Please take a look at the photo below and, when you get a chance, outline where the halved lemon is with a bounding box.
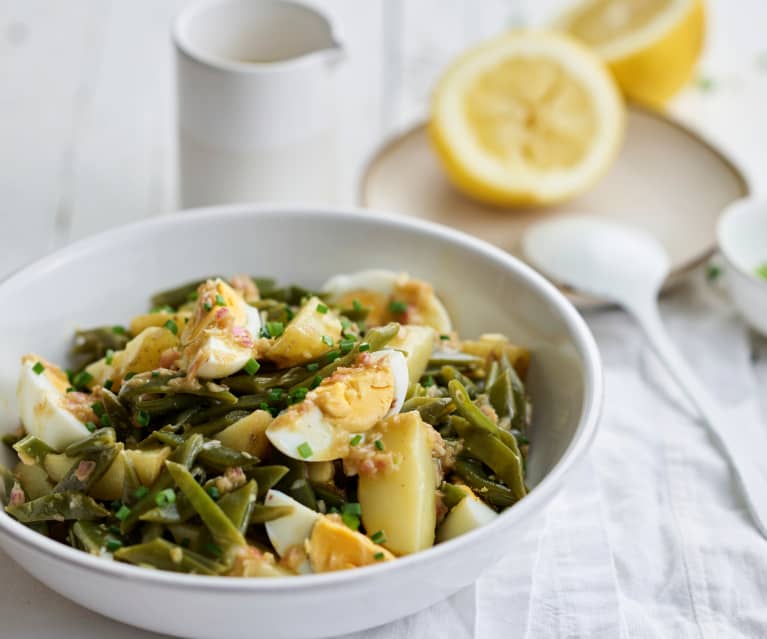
[556,0,705,108]
[429,32,625,207]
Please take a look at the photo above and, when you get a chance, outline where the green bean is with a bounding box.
[150,278,220,310]
[64,428,116,457]
[222,366,311,394]
[406,383,427,400]
[100,389,134,433]
[247,466,289,498]
[451,419,526,500]
[248,504,293,525]
[485,360,500,392]
[187,410,251,436]
[153,432,260,471]
[488,369,515,424]
[141,521,165,543]
[503,355,529,431]
[274,452,316,510]
[70,327,130,370]
[189,394,271,424]
[53,446,118,494]
[115,538,224,575]
[440,366,478,397]
[71,521,112,554]
[134,395,200,416]
[6,492,110,522]
[14,435,55,465]
[167,523,207,553]
[441,482,468,509]
[0,463,14,505]
[447,380,500,437]
[166,461,246,561]
[309,481,346,511]
[218,480,257,534]
[453,460,516,509]
[428,351,484,368]
[171,432,205,467]
[140,498,194,525]
[120,454,142,507]
[401,397,455,424]
[250,276,277,294]
[288,322,399,393]
[120,371,237,405]
[262,284,320,306]
[338,305,370,322]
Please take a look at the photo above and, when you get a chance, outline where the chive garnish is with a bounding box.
[32,361,45,375]
[84,421,97,433]
[310,375,322,389]
[244,358,260,375]
[203,301,213,312]
[358,342,370,352]
[164,319,178,335]
[321,335,334,347]
[105,539,123,552]
[124,372,136,380]
[374,552,385,561]
[266,321,285,337]
[350,434,362,446]
[306,362,319,372]
[215,294,226,306]
[440,334,451,340]
[316,303,329,314]
[155,489,176,506]
[136,410,150,427]
[352,299,363,311]
[206,486,220,500]
[100,413,112,427]
[343,502,361,516]
[72,370,94,389]
[187,291,199,302]
[91,401,105,417]
[268,388,283,402]
[112,325,127,335]
[133,486,149,500]
[371,530,386,544]
[105,349,114,365]
[339,339,355,354]
[297,442,313,459]
[389,300,407,314]
[115,505,131,521]
[422,375,435,388]
[325,350,340,362]
[374,439,385,451]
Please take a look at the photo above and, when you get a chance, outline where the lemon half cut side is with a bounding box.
[429,31,625,208]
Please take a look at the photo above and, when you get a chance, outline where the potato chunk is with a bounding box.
[129,311,191,337]
[309,514,394,572]
[357,411,437,555]
[388,324,436,382]
[214,409,272,458]
[267,296,342,368]
[124,446,171,486]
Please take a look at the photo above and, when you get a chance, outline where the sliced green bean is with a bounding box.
[153,432,259,471]
[484,360,500,392]
[167,523,207,553]
[14,435,55,465]
[309,481,346,511]
[71,521,112,554]
[453,460,516,509]
[100,389,134,433]
[6,492,110,522]
[71,327,130,370]
[441,482,468,509]
[218,480,257,534]
[141,521,165,543]
[0,463,14,505]
[274,452,316,510]
[440,366,478,397]
[115,538,224,575]
[119,371,237,405]
[248,504,294,525]
[447,380,500,436]
[247,466,289,498]
[53,446,118,494]
[166,461,246,561]
[401,397,455,424]
[150,278,220,310]
[187,410,251,436]
[64,428,116,457]
[120,454,142,507]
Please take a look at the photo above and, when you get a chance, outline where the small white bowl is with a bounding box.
[717,198,767,336]
[0,205,602,639]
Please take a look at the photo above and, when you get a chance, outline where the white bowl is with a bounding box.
[0,206,602,639]
[717,198,767,336]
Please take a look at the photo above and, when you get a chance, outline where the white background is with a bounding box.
[0,1,766,637]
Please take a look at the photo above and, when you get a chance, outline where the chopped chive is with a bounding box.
[268,388,284,402]
[215,294,226,306]
[244,358,260,375]
[105,539,123,552]
[136,410,151,427]
[352,299,362,311]
[422,375,435,388]
[133,486,149,500]
[325,350,340,362]
[206,542,222,557]
[321,335,334,347]
[358,342,370,352]
[339,339,355,354]
[91,401,105,417]
[350,434,362,446]
[206,486,220,500]
[440,334,451,341]
[187,291,199,302]
[297,442,313,459]
[115,505,131,521]
[310,375,322,389]
[389,300,408,314]
[342,512,360,530]
[289,387,309,404]
[266,321,285,337]
[112,325,127,335]
[371,530,386,544]
[105,349,114,365]
[100,413,112,427]
[203,301,213,312]
[316,303,329,314]
[374,439,385,451]
[32,361,45,375]
[306,362,319,372]
[108,525,121,536]
[84,421,97,433]
[374,552,385,561]
[258,402,270,412]
[164,319,178,335]
[155,488,176,506]
[342,502,361,517]
[66,387,76,393]
[72,370,94,389]
[124,372,136,380]
[151,371,160,378]
[340,319,352,331]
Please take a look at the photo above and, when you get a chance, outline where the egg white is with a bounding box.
[264,489,319,573]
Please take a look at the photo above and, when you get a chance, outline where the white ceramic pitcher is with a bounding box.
[173,0,343,207]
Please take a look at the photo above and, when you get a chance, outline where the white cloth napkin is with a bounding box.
[343,272,767,639]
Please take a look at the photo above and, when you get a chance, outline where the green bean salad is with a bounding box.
[1,271,530,576]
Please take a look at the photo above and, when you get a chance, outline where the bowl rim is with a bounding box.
[717,196,767,288]
[0,204,603,592]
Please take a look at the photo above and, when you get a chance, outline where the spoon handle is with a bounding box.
[633,302,767,538]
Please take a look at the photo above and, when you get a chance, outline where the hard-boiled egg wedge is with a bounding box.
[265,349,408,462]
[178,279,261,379]
[17,355,91,450]
[309,513,394,572]
[436,487,498,543]
[322,269,452,333]
[264,489,320,573]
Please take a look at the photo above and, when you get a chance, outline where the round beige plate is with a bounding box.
[359,106,750,307]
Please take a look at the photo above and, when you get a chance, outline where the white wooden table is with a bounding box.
[0,1,766,637]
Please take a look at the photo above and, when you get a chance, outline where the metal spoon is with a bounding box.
[523,214,767,538]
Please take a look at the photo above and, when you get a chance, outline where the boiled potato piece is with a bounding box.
[214,410,272,459]
[358,411,436,555]
[44,453,77,482]
[460,333,530,377]
[124,446,171,486]
[90,444,125,500]
[309,514,394,572]
[129,311,191,336]
[267,296,342,368]
[388,324,436,382]
[14,462,52,499]
[436,489,498,543]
